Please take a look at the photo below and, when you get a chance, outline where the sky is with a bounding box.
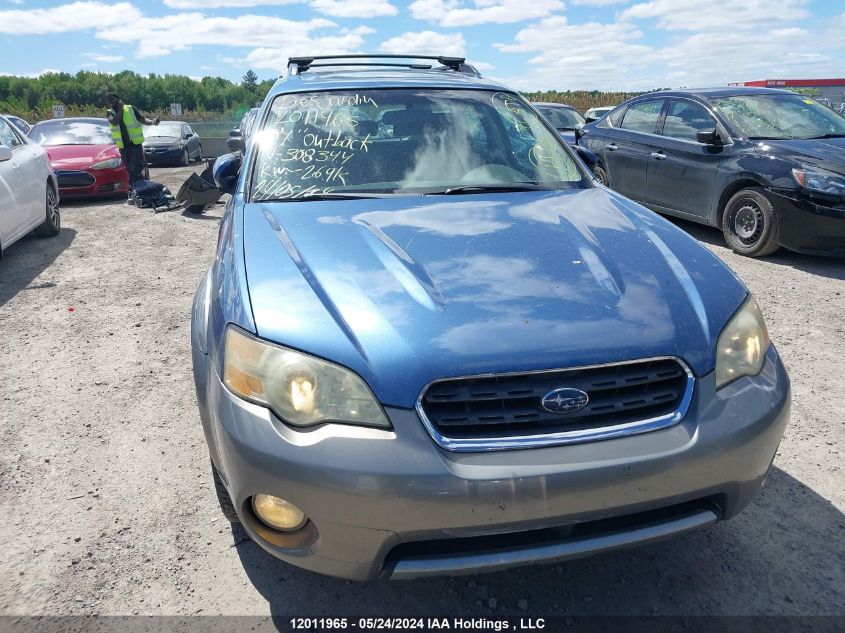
[0,0,843,91]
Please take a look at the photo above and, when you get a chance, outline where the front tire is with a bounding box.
[181,148,190,167]
[34,183,60,238]
[212,462,240,523]
[593,165,610,186]
[195,145,203,162]
[721,187,780,257]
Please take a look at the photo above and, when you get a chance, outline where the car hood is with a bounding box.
[762,136,845,172]
[44,144,119,169]
[243,188,747,407]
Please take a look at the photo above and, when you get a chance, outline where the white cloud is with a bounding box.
[495,16,658,90]
[0,68,62,77]
[243,32,369,72]
[409,0,564,27]
[0,1,141,34]
[311,0,397,17]
[495,8,844,91]
[96,13,341,58]
[620,0,809,31]
[84,53,124,63]
[163,0,299,6]
[571,0,628,5]
[661,27,840,85]
[380,30,466,56]
[164,0,397,14]
[6,0,24,5]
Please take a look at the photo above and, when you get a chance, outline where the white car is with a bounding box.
[0,115,60,256]
[584,106,615,122]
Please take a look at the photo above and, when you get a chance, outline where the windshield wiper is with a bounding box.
[747,136,791,141]
[436,183,552,195]
[802,133,845,139]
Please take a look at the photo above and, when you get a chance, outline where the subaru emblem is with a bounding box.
[541,388,589,414]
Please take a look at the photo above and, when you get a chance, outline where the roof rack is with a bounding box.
[287,54,478,76]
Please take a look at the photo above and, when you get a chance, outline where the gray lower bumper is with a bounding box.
[390,506,718,579]
[193,345,790,580]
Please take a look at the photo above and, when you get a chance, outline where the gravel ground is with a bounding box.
[0,165,843,620]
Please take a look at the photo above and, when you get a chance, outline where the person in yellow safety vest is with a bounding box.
[105,92,160,192]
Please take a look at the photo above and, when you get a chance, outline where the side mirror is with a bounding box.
[228,128,241,137]
[185,132,194,138]
[584,114,599,123]
[226,136,246,153]
[696,129,722,145]
[574,145,598,171]
[0,144,11,162]
[213,153,241,194]
[574,127,584,144]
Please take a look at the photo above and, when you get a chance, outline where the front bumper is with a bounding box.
[56,167,128,198]
[193,345,790,581]
[144,146,184,164]
[768,188,845,256]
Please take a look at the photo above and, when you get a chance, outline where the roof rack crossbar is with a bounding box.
[288,54,470,74]
[308,62,433,70]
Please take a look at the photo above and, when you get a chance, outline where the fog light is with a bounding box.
[252,494,307,531]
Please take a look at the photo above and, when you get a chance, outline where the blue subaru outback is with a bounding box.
[191,55,790,580]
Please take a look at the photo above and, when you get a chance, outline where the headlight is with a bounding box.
[715,296,770,389]
[791,167,845,198]
[90,158,121,170]
[169,144,183,151]
[223,327,390,428]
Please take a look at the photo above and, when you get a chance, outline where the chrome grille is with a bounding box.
[417,357,694,452]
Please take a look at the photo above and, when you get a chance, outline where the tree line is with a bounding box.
[0,69,680,122]
[0,70,275,122]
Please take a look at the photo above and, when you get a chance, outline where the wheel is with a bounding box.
[34,183,60,237]
[593,165,610,186]
[212,462,240,523]
[181,148,190,166]
[721,187,780,257]
[195,145,203,162]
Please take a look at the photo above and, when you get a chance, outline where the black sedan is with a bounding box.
[578,87,845,256]
[532,102,585,145]
[143,121,202,166]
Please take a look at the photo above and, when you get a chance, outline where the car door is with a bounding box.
[183,124,195,157]
[600,98,667,202]
[0,118,37,243]
[645,98,732,220]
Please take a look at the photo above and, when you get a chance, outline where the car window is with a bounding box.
[185,125,194,136]
[712,94,845,140]
[619,99,665,134]
[0,118,24,148]
[607,107,624,126]
[662,100,716,141]
[251,89,586,201]
[536,106,585,130]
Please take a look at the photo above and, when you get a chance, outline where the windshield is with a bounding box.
[712,94,845,140]
[536,106,585,130]
[250,89,586,201]
[146,123,182,138]
[29,119,112,145]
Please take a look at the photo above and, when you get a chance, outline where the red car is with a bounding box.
[28,118,128,198]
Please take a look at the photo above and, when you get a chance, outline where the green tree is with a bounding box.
[242,70,258,89]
